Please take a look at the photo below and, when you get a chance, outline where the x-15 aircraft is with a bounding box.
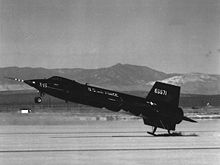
[7,76,196,135]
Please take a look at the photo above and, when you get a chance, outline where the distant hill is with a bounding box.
[0,63,220,94]
[147,73,220,95]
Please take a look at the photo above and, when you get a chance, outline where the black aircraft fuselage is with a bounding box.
[8,76,196,135]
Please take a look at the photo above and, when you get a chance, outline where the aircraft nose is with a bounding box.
[24,80,37,86]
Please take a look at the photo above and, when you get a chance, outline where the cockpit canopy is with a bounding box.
[48,76,66,81]
[48,76,77,84]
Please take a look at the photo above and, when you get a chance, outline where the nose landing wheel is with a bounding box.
[34,97,42,104]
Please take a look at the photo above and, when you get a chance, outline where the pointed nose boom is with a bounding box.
[4,77,38,88]
[4,77,24,83]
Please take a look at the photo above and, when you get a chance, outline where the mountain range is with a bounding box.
[0,63,219,95]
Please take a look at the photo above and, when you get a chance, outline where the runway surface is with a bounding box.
[0,120,220,165]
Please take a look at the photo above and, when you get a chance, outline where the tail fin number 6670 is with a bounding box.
[154,88,167,95]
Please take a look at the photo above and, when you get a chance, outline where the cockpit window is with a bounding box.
[48,76,77,84]
[48,76,64,81]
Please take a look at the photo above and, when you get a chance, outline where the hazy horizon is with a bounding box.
[1,63,220,75]
[1,0,220,74]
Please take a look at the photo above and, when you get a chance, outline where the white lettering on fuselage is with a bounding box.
[39,83,47,88]
[104,91,118,97]
[154,88,167,95]
[87,87,118,97]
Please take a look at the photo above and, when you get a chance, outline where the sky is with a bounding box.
[0,0,220,74]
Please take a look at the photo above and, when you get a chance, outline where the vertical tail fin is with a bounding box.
[146,82,180,108]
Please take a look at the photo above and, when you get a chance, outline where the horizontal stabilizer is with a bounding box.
[183,116,197,123]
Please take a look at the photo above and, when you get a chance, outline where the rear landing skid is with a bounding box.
[147,131,182,136]
[147,131,157,136]
[147,126,158,136]
[147,127,181,136]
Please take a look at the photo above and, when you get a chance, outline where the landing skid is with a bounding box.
[147,131,182,136]
[147,126,181,136]
[147,127,157,136]
[147,131,157,136]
